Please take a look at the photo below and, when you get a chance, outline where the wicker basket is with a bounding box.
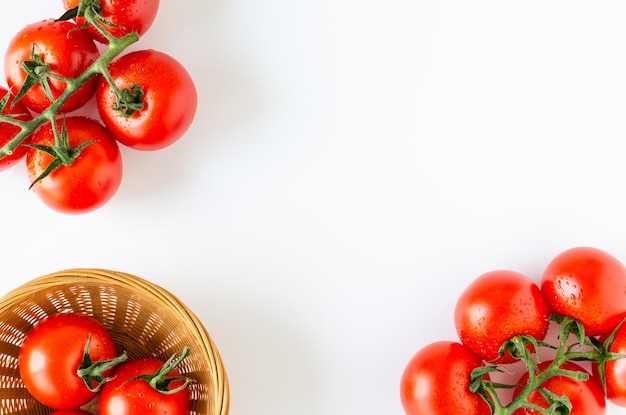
[0,268,229,415]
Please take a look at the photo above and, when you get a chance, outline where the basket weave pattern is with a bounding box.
[0,269,229,415]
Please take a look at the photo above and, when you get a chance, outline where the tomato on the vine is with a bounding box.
[61,0,160,44]
[513,361,606,415]
[4,19,100,114]
[99,353,192,415]
[96,49,197,150]
[454,270,550,363]
[592,322,626,407]
[26,116,123,214]
[541,246,626,337]
[400,341,491,415]
[0,86,32,170]
[18,313,123,409]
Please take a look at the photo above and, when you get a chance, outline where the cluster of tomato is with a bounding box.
[0,0,197,214]
[400,246,626,415]
[19,312,193,415]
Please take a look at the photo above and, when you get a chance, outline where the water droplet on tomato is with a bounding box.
[569,294,578,305]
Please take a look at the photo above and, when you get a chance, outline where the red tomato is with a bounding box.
[0,86,32,170]
[99,356,191,415]
[592,322,626,407]
[400,341,491,415]
[18,313,120,409]
[454,270,550,363]
[512,361,606,415]
[51,411,93,415]
[4,19,100,113]
[26,117,123,214]
[96,49,197,150]
[541,246,626,337]
[62,0,160,44]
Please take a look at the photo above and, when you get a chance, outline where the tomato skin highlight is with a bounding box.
[592,322,626,407]
[96,49,197,150]
[18,313,119,409]
[541,246,626,337]
[62,0,160,44]
[26,117,123,214]
[400,341,491,415]
[99,357,191,415]
[454,270,550,363]
[0,86,32,170]
[512,361,606,415]
[4,19,100,114]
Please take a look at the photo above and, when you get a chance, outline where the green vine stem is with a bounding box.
[470,315,626,414]
[0,2,140,162]
[126,347,196,394]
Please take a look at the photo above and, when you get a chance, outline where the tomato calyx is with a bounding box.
[13,46,63,109]
[57,0,122,44]
[114,84,145,117]
[77,334,128,392]
[102,80,145,118]
[24,118,96,188]
[57,0,103,24]
[470,315,624,414]
[535,388,573,414]
[587,317,626,396]
[126,347,195,395]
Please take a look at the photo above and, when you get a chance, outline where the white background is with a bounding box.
[1,1,626,414]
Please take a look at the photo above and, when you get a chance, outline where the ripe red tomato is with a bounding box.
[18,313,119,409]
[592,322,626,407]
[99,356,191,415]
[61,0,160,44]
[541,246,626,337]
[4,19,100,114]
[512,361,606,415]
[51,410,93,415]
[26,117,123,214]
[0,86,32,170]
[400,341,491,415]
[96,49,197,150]
[454,270,550,363]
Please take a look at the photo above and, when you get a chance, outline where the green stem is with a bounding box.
[126,347,195,395]
[88,11,121,44]
[77,335,128,392]
[0,30,139,160]
[475,316,622,415]
[0,114,30,130]
[99,65,125,99]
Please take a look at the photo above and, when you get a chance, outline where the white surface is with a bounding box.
[1,1,626,414]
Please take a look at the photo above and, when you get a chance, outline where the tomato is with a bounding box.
[513,361,606,414]
[454,270,550,363]
[18,313,121,409]
[51,411,93,415]
[99,355,191,415]
[400,341,491,415]
[61,0,160,44]
[4,19,100,114]
[0,86,32,170]
[592,322,626,407]
[96,49,197,150]
[26,117,123,214]
[541,246,626,337]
